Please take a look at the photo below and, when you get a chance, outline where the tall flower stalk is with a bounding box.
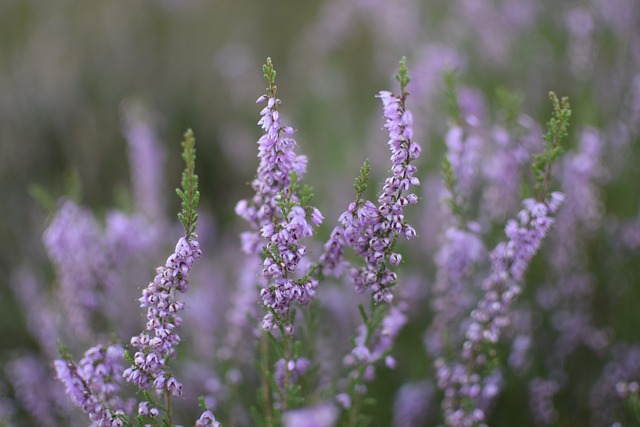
[122,129,214,426]
[236,58,323,334]
[436,93,571,427]
[323,57,422,426]
[54,129,221,427]
[236,58,324,424]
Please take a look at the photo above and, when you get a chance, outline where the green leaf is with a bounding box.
[198,395,208,411]
[177,128,200,238]
[394,56,411,94]
[263,57,277,97]
[353,159,371,199]
[533,91,571,201]
[442,69,461,124]
[357,304,369,325]
[57,340,73,362]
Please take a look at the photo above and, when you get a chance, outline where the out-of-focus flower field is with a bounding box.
[1,0,639,426]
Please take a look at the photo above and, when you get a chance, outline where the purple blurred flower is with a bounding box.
[590,344,640,426]
[425,225,485,358]
[283,403,338,427]
[55,344,131,426]
[195,410,221,427]
[437,192,564,426]
[392,380,435,427]
[529,377,560,425]
[6,355,61,427]
[121,100,167,223]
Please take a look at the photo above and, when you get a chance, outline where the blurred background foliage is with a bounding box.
[0,0,639,426]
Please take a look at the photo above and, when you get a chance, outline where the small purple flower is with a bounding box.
[274,357,311,396]
[196,410,221,427]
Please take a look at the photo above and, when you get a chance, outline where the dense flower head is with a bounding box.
[123,237,202,401]
[236,94,314,256]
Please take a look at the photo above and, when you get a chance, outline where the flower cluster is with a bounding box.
[344,305,408,375]
[235,89,317,257]
[437,193,564,426]
[43,200,112,339]
[425,225,485,358]
[321,84,420,304]
[55,344,130,427]
[236,58,323,332]
[124,236,202,407]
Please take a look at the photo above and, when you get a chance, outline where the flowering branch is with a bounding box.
[122,130,214,427]
[437,94,571,427]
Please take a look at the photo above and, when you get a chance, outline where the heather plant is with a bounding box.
[36,50,615,427]
[3,2,640,425]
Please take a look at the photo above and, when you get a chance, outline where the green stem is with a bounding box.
[165,388,172,426]
[261,333,275,427]
[538,115,566,202]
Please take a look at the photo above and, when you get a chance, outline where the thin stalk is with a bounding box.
[261,333,275,426]
[165,388,172,426]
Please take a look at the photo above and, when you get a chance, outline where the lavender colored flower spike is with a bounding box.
[321,60,420,304]
[123,236,202,399]
[121,129,211,421]
[122,100,167,223]
[55,344,130,426]
[425,225,485,358]
[6,355,60,427]
[437,194,565,426]
[236,58,323,332]
[43,199,115,340]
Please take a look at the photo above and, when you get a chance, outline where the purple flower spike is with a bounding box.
[437,192,564,426]
[123,236,202,398]
[55,344,131,426]
[236,60,323,332]
[321,85,420,303]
